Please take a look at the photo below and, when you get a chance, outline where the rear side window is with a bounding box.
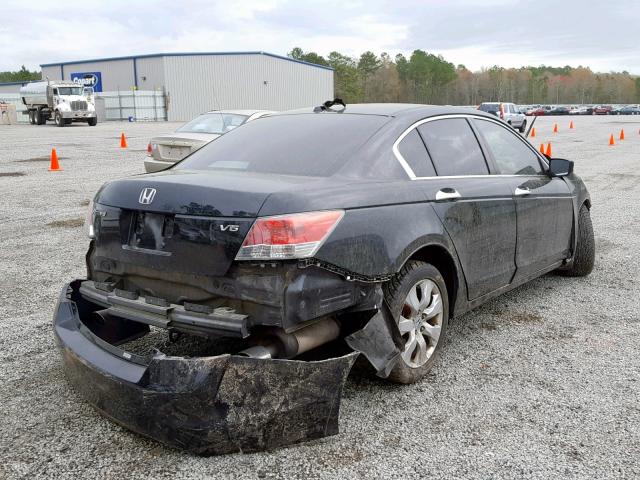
[397,129,436,177]
[474,119,543,175]
[417,119,488,176]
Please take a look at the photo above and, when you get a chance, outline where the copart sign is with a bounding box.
[71,72,103,92]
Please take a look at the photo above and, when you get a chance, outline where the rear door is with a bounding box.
[397,116,518,300]
[473,118,574,281]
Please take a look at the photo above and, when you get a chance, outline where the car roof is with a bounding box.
[203,109,275,116]
[274,103,486,119]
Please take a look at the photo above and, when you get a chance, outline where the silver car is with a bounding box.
[477,102,527,133]
[144,110,274,173]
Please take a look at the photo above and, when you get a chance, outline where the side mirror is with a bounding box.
[548,158,574,177]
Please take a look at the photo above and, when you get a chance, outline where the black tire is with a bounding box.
[519,119,527,133]
[55,111,65,127]
[88,117,97,126]
[28,110,35,125]
[35,110,45,125]
[559,204,595,277]
[383,261,449,384]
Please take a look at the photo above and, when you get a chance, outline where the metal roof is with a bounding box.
[40,51,333,71]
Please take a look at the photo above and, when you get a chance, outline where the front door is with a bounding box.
[509,175,573,280]
[472,117,574,281]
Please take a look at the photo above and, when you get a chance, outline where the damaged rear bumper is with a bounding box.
[53,280,358,454]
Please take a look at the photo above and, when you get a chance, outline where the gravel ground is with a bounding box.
[0,116,639,479]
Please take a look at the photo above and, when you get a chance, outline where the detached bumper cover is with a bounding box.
[54,281,358,454]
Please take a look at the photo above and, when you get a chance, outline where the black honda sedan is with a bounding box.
[65,102,594,379]
[54,103,594,452]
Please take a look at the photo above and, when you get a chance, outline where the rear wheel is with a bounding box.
[519,119,527,133]
[35,109,45,125]
[28,110,35,124]
[88,117,97,126]
[559,204,595,277]
[383,261,449,384]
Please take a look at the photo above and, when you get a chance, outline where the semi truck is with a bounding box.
[20,80,97,127]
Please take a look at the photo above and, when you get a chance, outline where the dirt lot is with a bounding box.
[1,116,639,479]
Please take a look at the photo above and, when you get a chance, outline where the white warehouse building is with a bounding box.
[33,51,334,121]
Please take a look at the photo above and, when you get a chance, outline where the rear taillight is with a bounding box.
[146,143,153,156]
[235,210,344,260]
[84,199,95,239]
[499,104,504,119]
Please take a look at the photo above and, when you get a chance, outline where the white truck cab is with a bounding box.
[20,80,97,127]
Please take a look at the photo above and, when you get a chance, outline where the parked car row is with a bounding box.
[518,104,640,116]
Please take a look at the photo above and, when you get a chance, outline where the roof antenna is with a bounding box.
[314,98,346,113]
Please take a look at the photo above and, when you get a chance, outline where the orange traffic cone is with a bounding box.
[609,134,615,146]
[530,127,536,138]
[620,129,625,141]
[49,148,61,171]
[539,143,545,154]
[545,142,552,157]
[120,133,128,149]
[569,120,574,129]
[553,123,558,133]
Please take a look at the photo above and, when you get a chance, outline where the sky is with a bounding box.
[2,0,639,74]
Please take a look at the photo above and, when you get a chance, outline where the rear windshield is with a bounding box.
[177,113,248,134]
[175,114,388,177]
[479,103,500,112]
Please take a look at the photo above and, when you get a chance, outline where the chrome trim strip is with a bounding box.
[392,113,549,180]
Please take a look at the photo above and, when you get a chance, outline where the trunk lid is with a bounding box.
[92,170,316,277]
[151,133,215,162]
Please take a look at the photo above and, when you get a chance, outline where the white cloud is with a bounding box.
[0,0,638,73]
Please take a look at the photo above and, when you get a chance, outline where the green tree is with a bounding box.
[405,50,456,103]
[0,65,41,83]
[287,47,329,67]
[357,51,381,101]
[327,51,362,103]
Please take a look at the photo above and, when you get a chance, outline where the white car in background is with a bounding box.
[477,102,527,133]
[144,110,274,173]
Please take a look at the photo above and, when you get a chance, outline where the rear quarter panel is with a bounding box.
[314,201,458,278]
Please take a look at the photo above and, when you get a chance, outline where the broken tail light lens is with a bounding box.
[235,210,344,260]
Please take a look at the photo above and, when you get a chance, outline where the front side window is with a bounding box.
[417,118,488,176]
[397,129,436,177]
[474,119,543,175]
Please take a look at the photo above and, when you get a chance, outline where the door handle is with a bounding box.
[435,188,461,201]
[515,187,531,196]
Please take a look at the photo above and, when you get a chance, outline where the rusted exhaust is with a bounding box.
[238,317,341,359]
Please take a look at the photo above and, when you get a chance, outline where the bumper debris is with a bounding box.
[54,281,358,454]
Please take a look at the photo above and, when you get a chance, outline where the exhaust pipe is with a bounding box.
[238,317,341,359]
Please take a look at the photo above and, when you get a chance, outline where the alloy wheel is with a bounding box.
[397,279,444,368]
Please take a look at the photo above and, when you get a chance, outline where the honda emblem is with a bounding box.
[138,188,156,205]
